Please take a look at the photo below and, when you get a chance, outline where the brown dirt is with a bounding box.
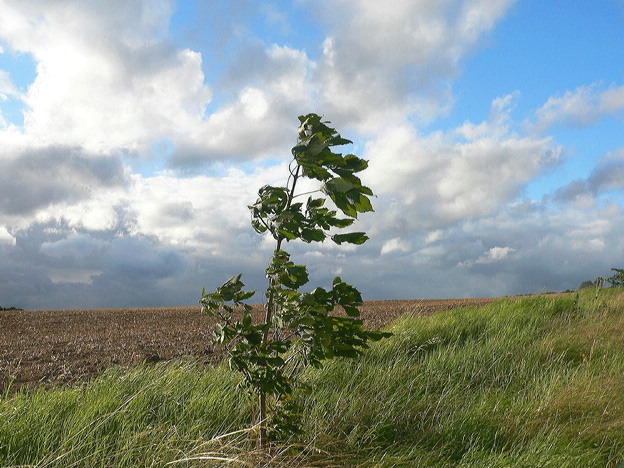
[0,298,497,393]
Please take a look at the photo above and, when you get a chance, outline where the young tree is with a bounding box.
[200,113,390,448]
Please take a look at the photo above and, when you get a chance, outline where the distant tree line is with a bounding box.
[0,306,23,311]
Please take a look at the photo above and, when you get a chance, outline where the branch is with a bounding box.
[292,189,321,199]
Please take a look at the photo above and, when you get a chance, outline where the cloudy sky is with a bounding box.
[0,0,623,310]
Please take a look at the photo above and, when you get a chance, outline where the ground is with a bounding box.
[0,298,497,392]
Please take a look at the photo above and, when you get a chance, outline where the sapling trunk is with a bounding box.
[258,164,301,448]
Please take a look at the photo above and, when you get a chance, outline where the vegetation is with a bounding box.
[200,113,389,446]
[578,280,594,290]
[2,289,624,466]
[0,306,22,311]
[608,268,624,288]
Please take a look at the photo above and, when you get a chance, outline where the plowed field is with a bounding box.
[1,298,497,392]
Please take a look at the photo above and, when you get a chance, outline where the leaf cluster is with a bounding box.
[248,113,372,246]
[201,276,291,396]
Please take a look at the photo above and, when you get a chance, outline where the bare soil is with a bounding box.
[0,298,497,392]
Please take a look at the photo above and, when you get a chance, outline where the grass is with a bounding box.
[1,289,624,466]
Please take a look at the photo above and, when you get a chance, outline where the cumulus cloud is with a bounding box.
[553,149,624,206]
[364,94,561,231]
[127,169,272,251]
[1,219,191,308]
[0,143,129,217]
[313,0,515,130]
[588,149,624,192]
[380,237,410,255]
[170,40,318,165]
[0,0,213,153]
[360,199,623,299]
[0,1,325,167]
[460,246,516,266]
[531,83,624,133]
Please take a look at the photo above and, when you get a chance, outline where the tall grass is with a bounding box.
[302,290,624,466]
[0,360,250,467]
[2,289,624,466]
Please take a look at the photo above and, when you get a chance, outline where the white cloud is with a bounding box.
[2,1,320,164]
[475,246,516,264]
[531,83,624,133]
[0,1,214,153]
[0,227,15,246]
[313,0,515,130]
[0,70,19,100]
[364,94,560,231]
[425,230,444,244]
[553,148,624,207]
[0,141,130,221]
[380,237,410,255]
[170,43,316,164]
[47,269,100,285]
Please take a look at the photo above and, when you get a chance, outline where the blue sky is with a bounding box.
[0,0,623,309]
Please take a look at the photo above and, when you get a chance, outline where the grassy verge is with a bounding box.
[1,290,624,466]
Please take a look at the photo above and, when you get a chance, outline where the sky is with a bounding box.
[0,0,623,310]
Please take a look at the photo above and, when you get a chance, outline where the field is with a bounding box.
[2,290,624,466]
[0,298,496,392]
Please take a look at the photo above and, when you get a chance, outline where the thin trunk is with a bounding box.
[259,393,268,448]
[262,163,301,341]
[259,162,301,449]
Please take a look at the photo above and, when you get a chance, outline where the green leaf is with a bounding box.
[282,264,309,289]
[245,331,263,346]
[237,290,256,301]
[332,232,369,245]
[323,177,356,194]
[354,193,374,213]
[218,274,245,301]
[343,305,360,317]
[360,185,374,196]
[329,192,358,218]
[243,313,252,328]
[334,348,359,358]
[328,217,354,228]
[277,229,298,240]
[343,154,368,172]
[301,229,326,243]
[307,197,325,209]
[298,315,315,327]
[251,220,267,233]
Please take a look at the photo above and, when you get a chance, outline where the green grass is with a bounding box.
[2,289,624,466]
